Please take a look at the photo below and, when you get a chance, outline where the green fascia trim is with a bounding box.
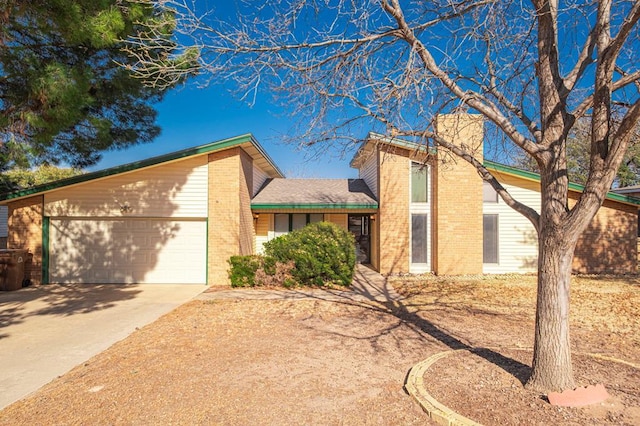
[251,203,379,210]
[42,217,49,285]
[0,134,284,202]
[368,132,436,154]
[484,159,640,206]
[248,136,286,178]
[350,132,436,168]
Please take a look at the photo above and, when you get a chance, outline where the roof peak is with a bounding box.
[0,134,283,202]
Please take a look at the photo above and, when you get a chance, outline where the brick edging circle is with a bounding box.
[404,349,483,426]
[405,348,639,425]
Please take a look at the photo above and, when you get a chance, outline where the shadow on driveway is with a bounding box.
[0,284,142,339]
[0,283,204,409]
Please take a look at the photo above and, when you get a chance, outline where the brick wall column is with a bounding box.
[7,196,44,285]
[207,148,254,285]
[378,147,410,274]
[239,150,255,255]
[434,114,484,275]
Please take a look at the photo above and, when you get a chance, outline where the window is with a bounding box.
[274,214,289,237]
[483,214,499,264]
[411,162,429,203]
[274,213,324,234]
[410,161,430,271]
[309,213,324,224]
[291,214,307,231]
[411,214,429,264]
[483,182,498,203]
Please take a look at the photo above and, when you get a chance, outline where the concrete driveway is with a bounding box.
[0,283,205,409]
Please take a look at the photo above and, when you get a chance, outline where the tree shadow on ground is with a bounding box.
[382,299,532,385]
[277,266,533,385]
[0,284,142,339]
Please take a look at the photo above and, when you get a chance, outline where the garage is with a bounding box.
[0,135,285,286]
[48,218,206,284]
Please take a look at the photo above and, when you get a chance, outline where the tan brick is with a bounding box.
[207,148,254,285]
[378,146,411,274]
[239,150,255,255]
[571,196,637,274]
[433,114,484,275]
[7,196,43,285]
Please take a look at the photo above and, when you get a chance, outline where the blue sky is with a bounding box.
[89,84,360,179]
[89,1,361,179]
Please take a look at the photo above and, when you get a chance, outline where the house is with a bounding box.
[347,114,638,276]
[612,184,640,236]
[0,115,637,286]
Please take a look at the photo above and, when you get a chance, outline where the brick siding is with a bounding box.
[207,148,254,285]
[7,196,43,285]
[239,150,255,256]
[572,196,638,273]
[433,114,484,275]
[378,146,411,274]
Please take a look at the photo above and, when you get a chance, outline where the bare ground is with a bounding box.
[392,274,640,425]
[0,274,638,425]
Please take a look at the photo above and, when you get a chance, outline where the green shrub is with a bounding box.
[228,255,296,288]
[263,221,356,287]
[228,255,262,287]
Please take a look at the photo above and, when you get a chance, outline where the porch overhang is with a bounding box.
[251,178,378,212]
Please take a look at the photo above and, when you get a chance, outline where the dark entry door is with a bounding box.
[348,215,370,264]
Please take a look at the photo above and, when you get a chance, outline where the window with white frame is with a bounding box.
[483,181,499,203]
[411,162,429,203]
[411,214,429,264]
[410,161,431,272]
[274,214,290,237]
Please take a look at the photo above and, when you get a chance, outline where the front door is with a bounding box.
[348,215,370,264]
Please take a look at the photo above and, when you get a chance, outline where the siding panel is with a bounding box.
[359,151,379,198]
[253,164,270,196]
[326,213,348,229]
[45,157,208,218]
[255,214,272,254]
[483,181,540,274]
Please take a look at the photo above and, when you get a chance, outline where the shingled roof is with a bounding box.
[251,179,378,210]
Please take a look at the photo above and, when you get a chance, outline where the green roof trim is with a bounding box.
[484,159,640,206]
[251,203,378,210]
[0,134,284,202]
[350,132,435,168]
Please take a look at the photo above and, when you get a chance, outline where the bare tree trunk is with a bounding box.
[526,225,578,392]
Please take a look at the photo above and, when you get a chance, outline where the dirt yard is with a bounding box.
[0,274,638,425]
[391,274,640,425]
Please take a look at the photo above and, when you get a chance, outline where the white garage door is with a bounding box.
[49,218,207,284]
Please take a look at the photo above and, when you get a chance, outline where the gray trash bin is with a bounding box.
[0,249,28,291]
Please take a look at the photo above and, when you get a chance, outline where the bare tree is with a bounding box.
[124,0,640,393]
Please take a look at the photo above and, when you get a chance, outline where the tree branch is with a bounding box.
[381,0,541,157]
[399,128,541,230]
[562,27,596,95]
